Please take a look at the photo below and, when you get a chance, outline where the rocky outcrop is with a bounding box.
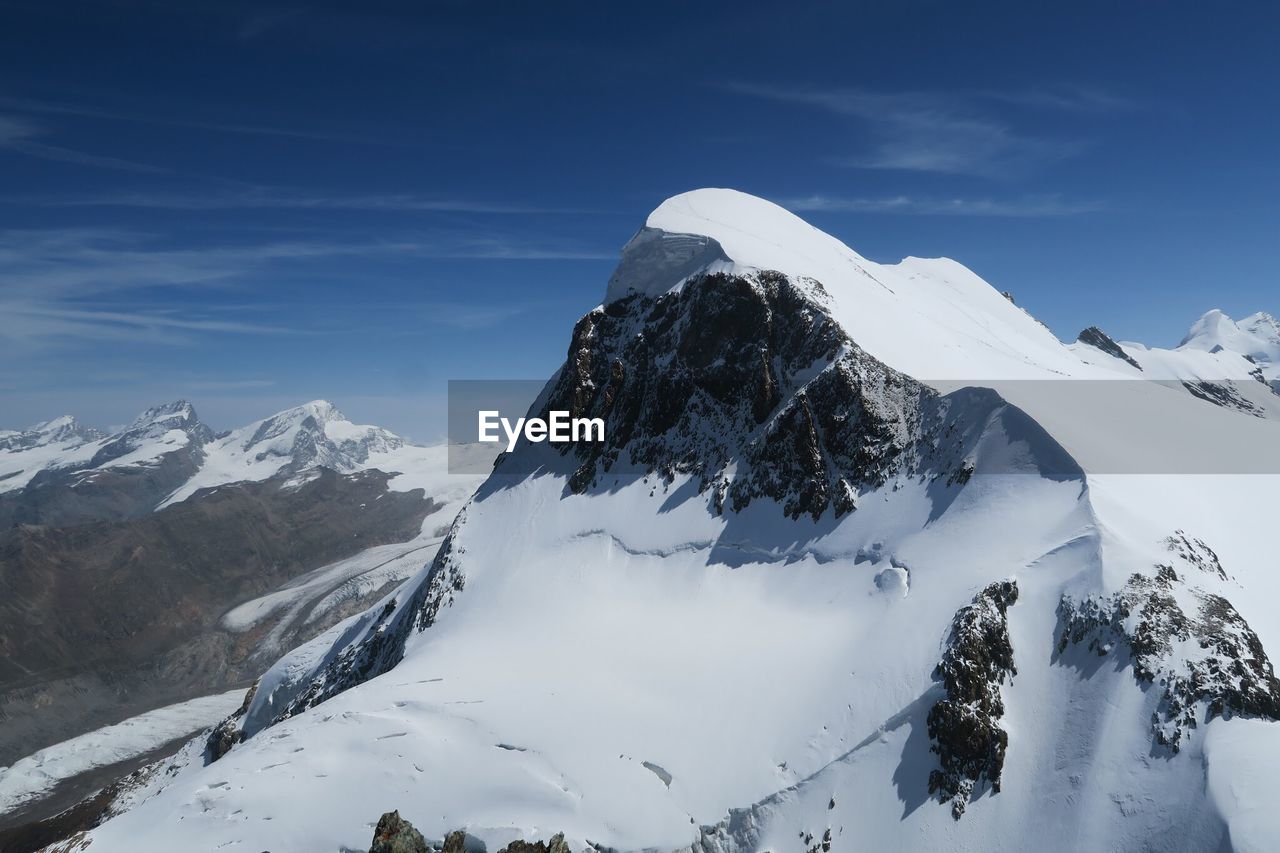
[370,810,430,853]
[1164,530,1228,580]
[1056,538,1280,751]
[1077,326,1143,370]
[204,680,259,762]
[927,580,1019,819]
[516,270,975,520]
[497,833,571,853]
[366,813,568,853]
[1180,379,1267,417]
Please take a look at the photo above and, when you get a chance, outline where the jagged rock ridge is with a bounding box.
[1056,536,1280,751]
[927,580,1019,818]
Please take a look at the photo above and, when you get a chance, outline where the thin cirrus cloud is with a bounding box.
[0,227,613,299]
[781,194,1103,217]
[0,113,168,174]
[0,95,389,145]
[723,82,1108,178]
[0,227,609,353]
[0,302,297,348]
[36,187,581,215]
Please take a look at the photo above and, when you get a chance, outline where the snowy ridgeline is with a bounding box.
[32,189,1280,853]
[0,397,479,509]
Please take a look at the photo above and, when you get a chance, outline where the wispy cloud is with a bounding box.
[0,113,168,173]
[0,227,610,353]
[982,86,1134,113]
[35,187,578,214]
[0,302,296,347]
[0,95,385,145]
[723,82,1112,178]
[781,193,1102,217]
[0,227,612,302]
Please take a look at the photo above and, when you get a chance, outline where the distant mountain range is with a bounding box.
[6,190,1280,853]
[0,400,487,836]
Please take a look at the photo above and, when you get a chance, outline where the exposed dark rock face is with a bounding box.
[1077,326,1143,370]
[1165,529,1228,580]
[370,810,430,853]
[362,819,566,853]
[204,679,259,763]
[1180,379,1267,417]
[442,830,468,853]
[515,271,975,520]
[498,832,571,853]
[927,580,1019,819]
[1056,542,1280,752]
[0,468,435,766]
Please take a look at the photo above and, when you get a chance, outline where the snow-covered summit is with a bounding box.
[158,399,408,507]
[0,415,101,454]
[608,189,1096,382]
[1179,308,1280,377]
[605,188,873,303]
[90,399,215,467]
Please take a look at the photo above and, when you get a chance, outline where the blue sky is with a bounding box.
[2,1,1278,439]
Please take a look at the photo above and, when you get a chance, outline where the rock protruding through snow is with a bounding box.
[1056,547,1280,752]
[927,580,1019,819]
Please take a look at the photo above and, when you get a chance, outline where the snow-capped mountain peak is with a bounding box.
[1177,308,1280,386]
[0,415,101,453]
[1242,310,1279,333]
[88,399,214,469]
[606,188,868,304]
[238,398,403,467]
[158,400,408,507]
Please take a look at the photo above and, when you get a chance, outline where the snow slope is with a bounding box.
[79,189,1280,853]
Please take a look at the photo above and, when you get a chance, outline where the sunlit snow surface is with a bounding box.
[81,190,1280,852]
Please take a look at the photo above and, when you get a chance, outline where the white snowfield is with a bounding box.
[79,190,1280,853]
